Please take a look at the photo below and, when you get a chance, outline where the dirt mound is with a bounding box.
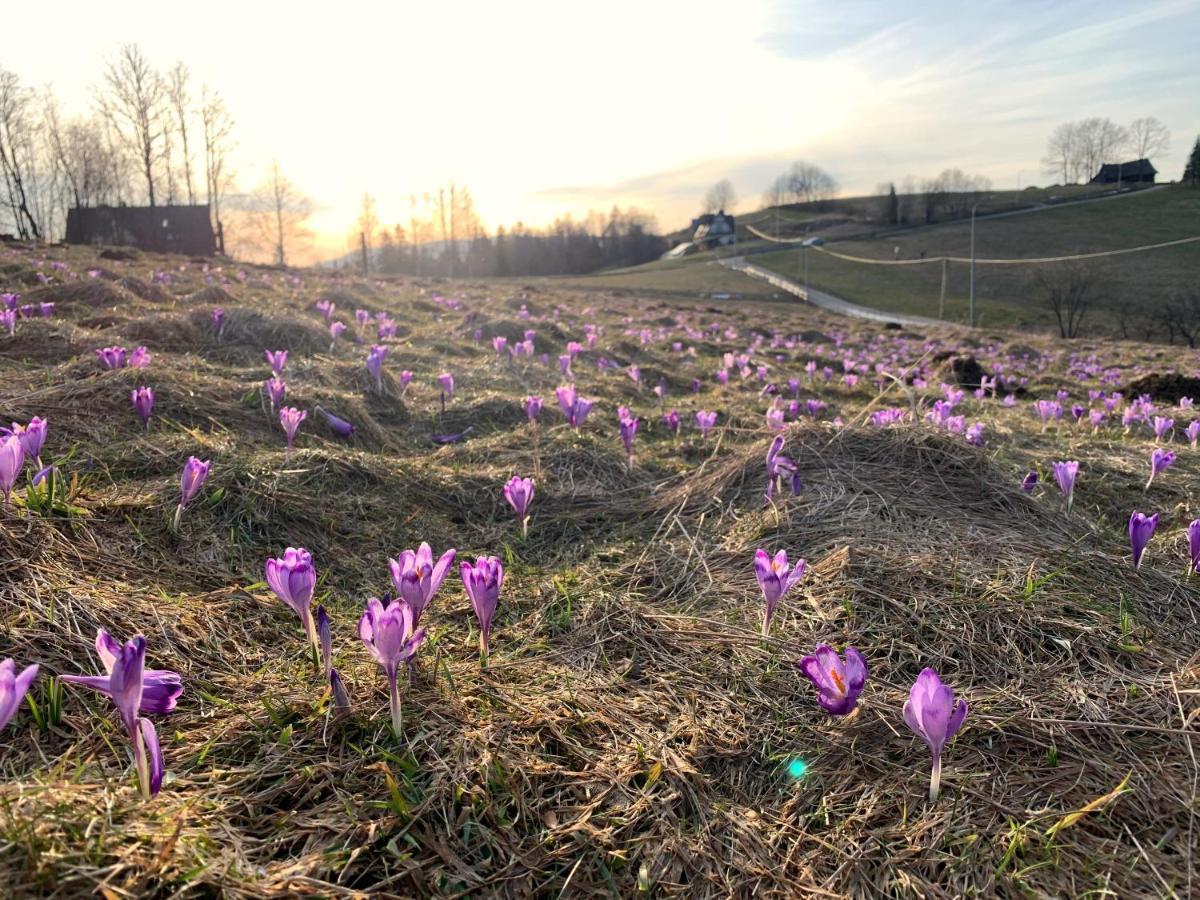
[98,246,139,261]
[188,284,240,307]
[116,275,171,303]
[1126,371,1200,403]
[937,353,989,389]
[220,308,330,354]
[29,280,127,310]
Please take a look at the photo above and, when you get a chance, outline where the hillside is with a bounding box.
[644,186,1200,336]
[0,239,1199,896]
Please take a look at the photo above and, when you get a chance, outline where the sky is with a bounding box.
[4,0,1198,261]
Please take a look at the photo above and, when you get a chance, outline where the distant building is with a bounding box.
[690,210,736,249]
[65,204,218,255]
[1090,159,1156,186]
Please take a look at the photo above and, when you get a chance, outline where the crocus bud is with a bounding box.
[131,387,154,429]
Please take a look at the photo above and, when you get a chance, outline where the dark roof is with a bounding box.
[1094,158,1156,178]
[65,205,216,255]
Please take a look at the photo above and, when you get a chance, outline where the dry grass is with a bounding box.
[0,240,1198,898]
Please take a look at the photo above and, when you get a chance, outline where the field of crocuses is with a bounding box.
[1,240,1198,898]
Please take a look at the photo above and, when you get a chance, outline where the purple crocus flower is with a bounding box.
[765,435,802,502]
[903,668,968,802]
[131,386,154,430]
[315,406,355,437]
[174,456,211,527]
[0,309,14,335]
[279,406,307,452]
[1128,511,1158,569]
[316,605,347,708]
[1187,422,1200,446]
[695,410,718,439]
[329,321,346,346]
[1147,448,1176,489]
[493,335,508,354]
[63,635,167,798]
[1188,519,1200,574]
[266,547,319,655]
[754,548,806,635]
[358,596,426,735]
[263,377,287,411]
[0,658,39,733]
[555,385,593,430]
[128,346,151,368]
[388,543,456,624]
[619,414,639,469]
[61,629,183,717]
[355,309,370,326]
[1051,460,1079,514]
[365,345,388,390]
[316,604,333,677]
[1021,470,1038,493]
[0,434,25,507]
[503,476,535,537]
[797,644,867,715]
[11,416,47,466]
[438,372,455,399]
[1153,416,1174,441]
[264,349,288,375]
[662,409,681,437]
[461,556,504,662]
[316,299,335,320]
[96,346,128,369]
[524,395,543,425]
[211,307,226,337]
[39,302,54,318]
[399,370,413,393]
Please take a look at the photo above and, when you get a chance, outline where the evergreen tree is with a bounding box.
[494,226,511,276]
[885,183,899,225]
[1184,135,1200,186]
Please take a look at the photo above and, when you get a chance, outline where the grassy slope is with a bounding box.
[0,241,1199,897]
[607,186,1200,334]
[753,186,1200,330]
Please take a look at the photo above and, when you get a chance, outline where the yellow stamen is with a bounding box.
[829,667,846,696]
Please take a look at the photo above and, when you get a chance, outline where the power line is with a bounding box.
[745,224,1200,266]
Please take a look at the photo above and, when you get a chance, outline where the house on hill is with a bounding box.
[690,210,736,249]
[65,204,219,255]
[1090,159,1156,186]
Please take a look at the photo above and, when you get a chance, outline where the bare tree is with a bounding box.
[243,161,312,266]
[350,192,379,271]
[784,161,837,205]
[1156,290,1200,347]
[200,86,234,244]
[1042,121,1079,184]
[703,178,737,213]
[1127,116,1170,163]
[761,174,788,209]
[0,68,41,238]
[99,44,165,206]
[166,63,196,203]
[1074,117,1128,181]
[1034,262,1098,339]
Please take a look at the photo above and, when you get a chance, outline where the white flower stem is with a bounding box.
[929,754,943,802]
[388,672,403,737]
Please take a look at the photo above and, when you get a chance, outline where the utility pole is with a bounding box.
[969,197,989,328]
[939,256,947,320]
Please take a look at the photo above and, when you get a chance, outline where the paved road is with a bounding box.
[719,256,944,327]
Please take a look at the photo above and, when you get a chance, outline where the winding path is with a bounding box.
[719,256,944,327]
